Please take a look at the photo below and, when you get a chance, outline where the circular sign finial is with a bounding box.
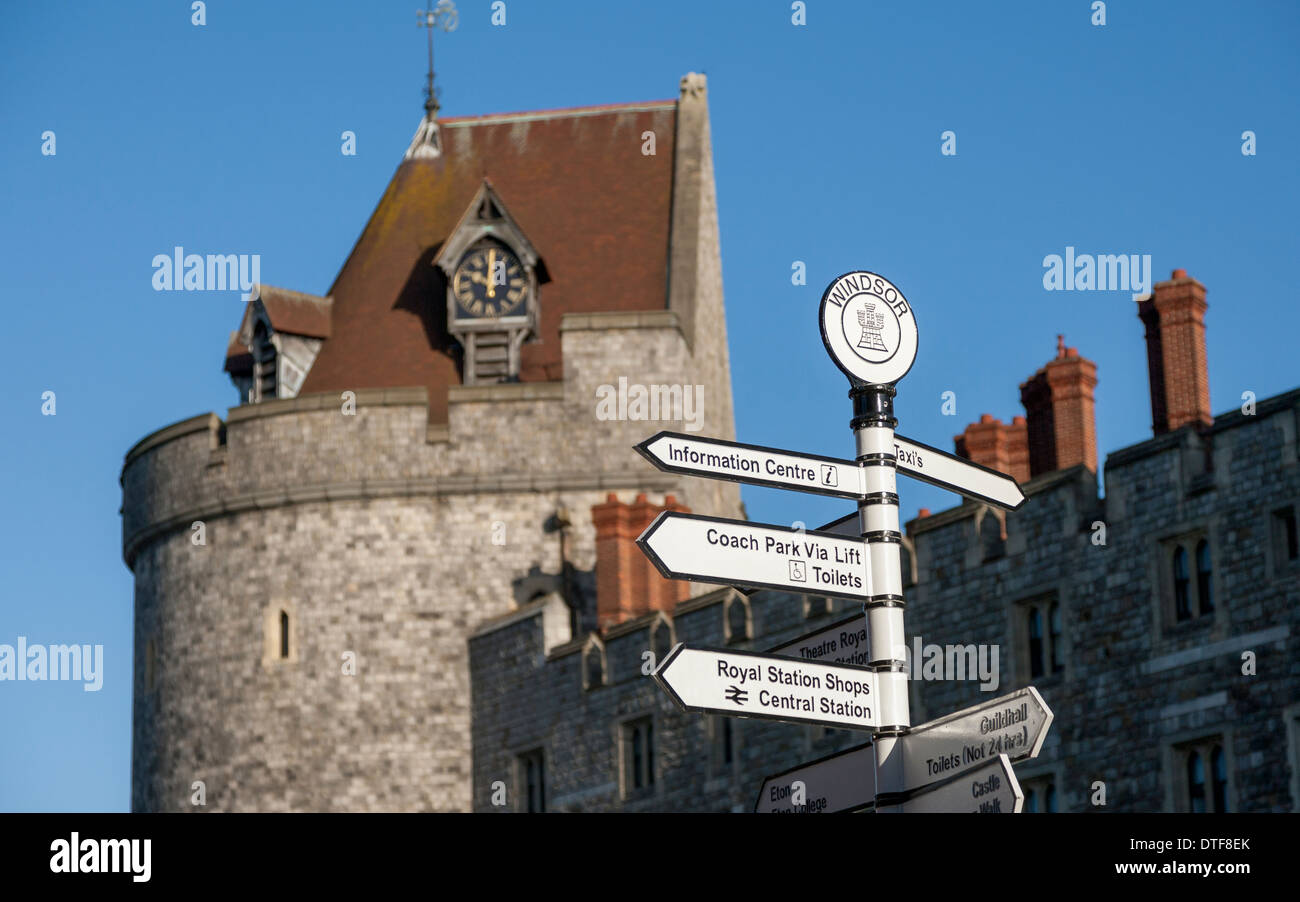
[819,271,918,385]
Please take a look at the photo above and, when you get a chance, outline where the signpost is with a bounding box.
[635,268,1047,814]
[767,614,870,667]
[636,431,865,501]
[891,434,1025,511]
[896,687,1053,794]
[891,754,1023,814]
[654,644,878,730]
[753,743,875,814]
[638,512,872,600]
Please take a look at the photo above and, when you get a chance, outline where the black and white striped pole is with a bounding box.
[819,272,919,813]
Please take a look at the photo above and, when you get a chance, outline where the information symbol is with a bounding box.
[789,561,807,582]
[820,465,837,487]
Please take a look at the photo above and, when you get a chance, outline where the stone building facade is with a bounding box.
[470,270,1300,813]
[122,73,744,811]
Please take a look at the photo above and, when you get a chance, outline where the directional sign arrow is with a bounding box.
[636,431,865,501]
[638,512,872,600]
[893,753,1022,813]
[767,614,870,668]
[893,434,1025,511]
[654,643,878,731]
[898,686,1053,794]
[736,513,861,597]
[754,742,875,814]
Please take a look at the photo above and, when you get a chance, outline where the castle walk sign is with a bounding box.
[636,269,1048,813]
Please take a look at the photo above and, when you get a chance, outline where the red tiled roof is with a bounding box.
[257,286,333,339]
[297,100,679,423]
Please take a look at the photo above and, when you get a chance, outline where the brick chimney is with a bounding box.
[1019,335,1099,475]
[954,414,1030,484]
[591,493,690,628]
[1137,269,1211,434]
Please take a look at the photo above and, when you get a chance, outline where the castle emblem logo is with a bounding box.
[819,271,918,385]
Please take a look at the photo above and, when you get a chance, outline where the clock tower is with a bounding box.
[433,180,548,384]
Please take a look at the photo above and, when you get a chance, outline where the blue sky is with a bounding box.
[1,1,1296,811]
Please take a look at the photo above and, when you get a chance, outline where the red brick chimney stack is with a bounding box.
[1016,336,1099,475]
[954,414,1030,484]
[591,493,689,628]
[1137,269,1212,435]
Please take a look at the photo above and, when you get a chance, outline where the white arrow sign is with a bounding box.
[893,434,1025,511]
[894,753,1022,813]
[736,513,861,597]
[898,687,1053,794]
[654,644,878,731]
[767,615,871,668]
[754,742,875,814]
[638,512,872,600]
[636,431,865,501]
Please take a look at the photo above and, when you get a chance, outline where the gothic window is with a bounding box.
[651,617,674,668]
[1172,546,1191,621]
[1273,506,1299,565]
[622,717,655,798]
[1176,738,1230,812]
[1163,532,1213,627]
[980,510,1006,561]
[1018,594,1063,682]
[263,602,298,668]
[517,749,545,813]
[725,597,751,644]
[1022,777,1058,813]
[1195,540,1213,615]
[1028,606,1044,679]
[583,641,605,690]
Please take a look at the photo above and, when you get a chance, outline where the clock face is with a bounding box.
[453,245,527,319]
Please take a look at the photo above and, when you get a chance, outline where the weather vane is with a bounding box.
[417,0,458,116]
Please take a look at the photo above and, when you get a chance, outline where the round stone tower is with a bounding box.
[123,74,742,811]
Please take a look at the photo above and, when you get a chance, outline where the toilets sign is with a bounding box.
[637,512,872,600]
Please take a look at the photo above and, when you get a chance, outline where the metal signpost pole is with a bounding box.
[852,383,910,810]
[818,270,920,813]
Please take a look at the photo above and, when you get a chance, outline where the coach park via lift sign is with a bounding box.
[637,270,1052,814]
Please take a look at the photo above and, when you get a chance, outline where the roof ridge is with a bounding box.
[440,99,676,126]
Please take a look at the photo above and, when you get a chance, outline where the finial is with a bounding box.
[1056,334,1065,358]
[417,0,458,117]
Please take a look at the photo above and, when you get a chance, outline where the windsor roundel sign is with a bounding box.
[819,271,918,385]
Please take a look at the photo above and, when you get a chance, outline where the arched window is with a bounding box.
[279,610,290,659]
[1187,751,1206,813]
[980,511,1005,561]
[651,620,673,666]
[726,599,750,643]
[1028,606,1044,679]
[1196,540,1213,615]
[584,644,604,689]
[1211,745,1227,812]
[1173,547,1191,621]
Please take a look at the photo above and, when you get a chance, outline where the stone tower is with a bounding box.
[122,73,743,812]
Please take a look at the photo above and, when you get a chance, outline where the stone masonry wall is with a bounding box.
[124,315,740,811]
